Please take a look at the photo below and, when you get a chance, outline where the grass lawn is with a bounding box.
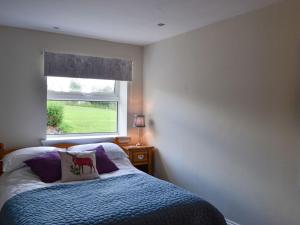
[48,101,117,134]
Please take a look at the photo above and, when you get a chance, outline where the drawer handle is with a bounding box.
[137,154,144,160]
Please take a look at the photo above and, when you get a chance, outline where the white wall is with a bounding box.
[0,26,143,148]
[143,0,300,225]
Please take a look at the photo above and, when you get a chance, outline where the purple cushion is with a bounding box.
[89,146,119,174]
[24,151,61,183]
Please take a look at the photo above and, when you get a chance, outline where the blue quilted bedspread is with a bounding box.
[0,174,226,225]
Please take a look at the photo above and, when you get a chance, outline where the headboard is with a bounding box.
[0,143,10,176]
[0,144,17,160]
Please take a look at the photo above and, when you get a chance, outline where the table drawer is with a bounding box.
[132,151,148,163]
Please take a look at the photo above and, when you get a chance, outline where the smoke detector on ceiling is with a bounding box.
[157,23,165,27]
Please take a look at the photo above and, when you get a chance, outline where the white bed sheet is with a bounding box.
[0,158,141,210]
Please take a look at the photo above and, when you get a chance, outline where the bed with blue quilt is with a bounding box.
[0,173,226,225]
[0,142,226,225]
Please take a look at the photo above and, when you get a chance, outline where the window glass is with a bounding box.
[47,77,118,135]
[47,77,115,94]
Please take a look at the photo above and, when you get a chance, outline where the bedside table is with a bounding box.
[122,146,154,175]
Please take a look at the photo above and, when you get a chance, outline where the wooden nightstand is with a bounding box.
[122,146,154,175]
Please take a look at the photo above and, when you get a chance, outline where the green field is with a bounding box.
[47,101,117,134]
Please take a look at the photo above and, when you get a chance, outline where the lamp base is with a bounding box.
[136,127,143,146]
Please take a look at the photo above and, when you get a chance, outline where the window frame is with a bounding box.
[46,78,124,137]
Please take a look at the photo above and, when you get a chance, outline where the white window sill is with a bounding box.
[42,134,126,146]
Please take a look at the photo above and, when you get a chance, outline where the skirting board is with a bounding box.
[226,218,241,225]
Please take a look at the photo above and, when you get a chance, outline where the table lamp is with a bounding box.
[133,115,145,146]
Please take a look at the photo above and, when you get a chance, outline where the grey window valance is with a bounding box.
[44,52,132,81]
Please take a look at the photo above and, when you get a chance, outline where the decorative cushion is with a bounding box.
[90,146,119,174]
[24,152,61,183]
[59,151,99,182]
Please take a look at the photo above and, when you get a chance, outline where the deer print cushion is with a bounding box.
[59,151,99,182]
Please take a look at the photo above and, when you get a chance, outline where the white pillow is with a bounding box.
[2,146,59,173]
[68,142,128,160]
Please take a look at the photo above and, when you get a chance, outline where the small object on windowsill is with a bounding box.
[133,114,145,146]
[122,145,154,175]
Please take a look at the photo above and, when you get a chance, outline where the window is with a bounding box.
[47,77,122,135]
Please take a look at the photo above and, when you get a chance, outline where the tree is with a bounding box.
[69,81,81,92]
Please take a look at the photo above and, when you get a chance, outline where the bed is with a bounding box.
[0,141,226,225]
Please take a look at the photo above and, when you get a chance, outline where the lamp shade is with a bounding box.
[133,115,145,127]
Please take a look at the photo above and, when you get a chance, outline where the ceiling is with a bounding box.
[0,0,280,46]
